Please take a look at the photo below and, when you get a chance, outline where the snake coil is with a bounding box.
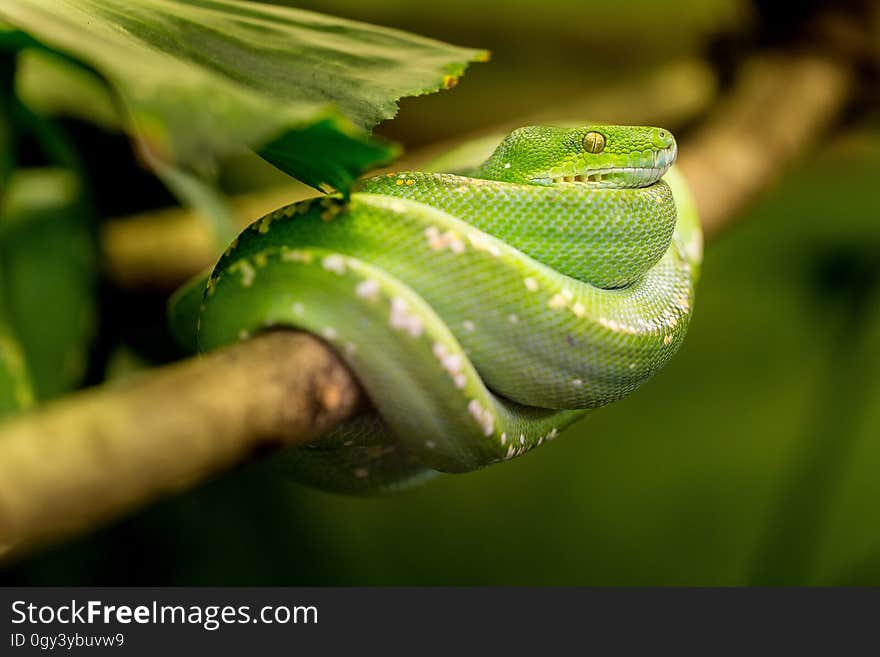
[178,125,702,494]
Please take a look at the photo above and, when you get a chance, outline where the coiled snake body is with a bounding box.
[181,125,702,494]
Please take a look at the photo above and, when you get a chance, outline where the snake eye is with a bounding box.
[582,131,606,154]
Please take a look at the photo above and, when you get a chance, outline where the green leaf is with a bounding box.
[0,0,487,199]
[0,320,33,418]
[259,115,402,198]
[0,167,98,400]
[14,48,120,132]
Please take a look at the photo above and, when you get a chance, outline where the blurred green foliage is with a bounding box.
[0,321,32,416]
[0,168,96,400]
[0,0,485,239]
[2,0,880,585]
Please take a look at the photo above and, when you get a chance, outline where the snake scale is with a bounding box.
[173,125,703,494]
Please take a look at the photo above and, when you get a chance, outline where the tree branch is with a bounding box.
[678,52,852,240]
[0,10,872,562]
[0,331,365,561]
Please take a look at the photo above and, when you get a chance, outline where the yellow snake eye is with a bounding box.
[582,131,606,154]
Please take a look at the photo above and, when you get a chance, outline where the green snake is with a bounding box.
[171,124,702,494]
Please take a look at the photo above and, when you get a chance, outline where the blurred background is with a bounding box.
[2,0,880,585]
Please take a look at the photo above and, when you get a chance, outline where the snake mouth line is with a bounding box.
[560,167,664,183]
[536,166,670,188]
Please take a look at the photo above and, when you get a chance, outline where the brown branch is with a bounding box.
[0,331,365,561]
[678,3,878,239]
[0,14,871,562]
[678,52,852,240]
[101,184,315,290]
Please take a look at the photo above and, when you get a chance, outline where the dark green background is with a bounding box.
[3,0,880,585]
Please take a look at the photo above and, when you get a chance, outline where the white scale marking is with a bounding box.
[322,254,347,275]
[356,278,380,301]
[389,297,424,337]
[467,399,495,437]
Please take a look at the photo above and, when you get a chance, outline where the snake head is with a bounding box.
[477,124,677,188]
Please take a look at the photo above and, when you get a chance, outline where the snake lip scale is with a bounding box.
[178,124,703,494]
[545,165,670,186]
